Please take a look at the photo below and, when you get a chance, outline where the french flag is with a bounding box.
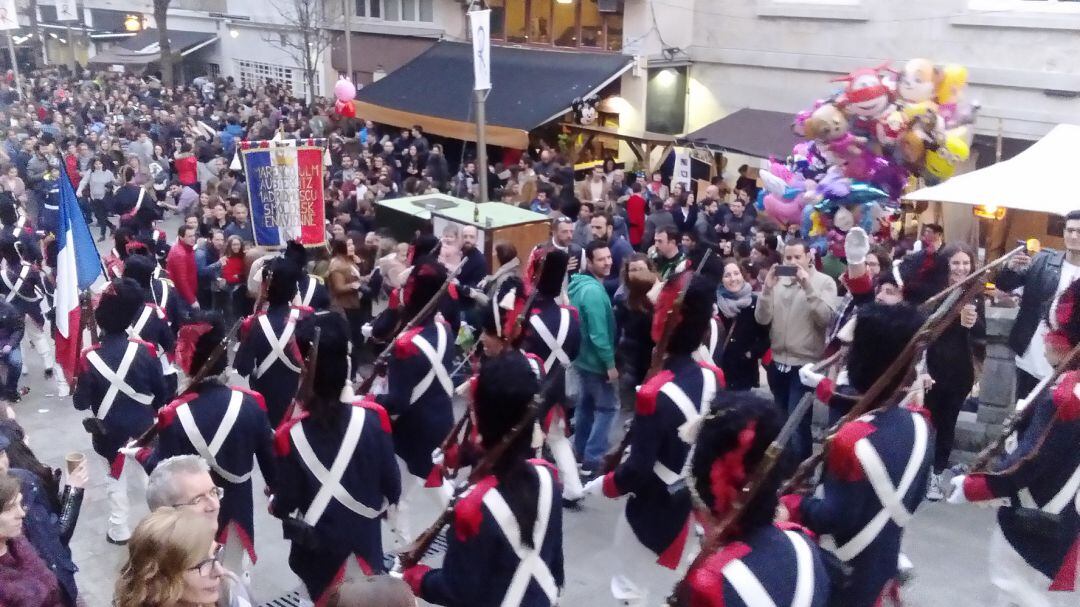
[54,165,106,384]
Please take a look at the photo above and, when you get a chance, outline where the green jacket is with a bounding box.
[568,272,616,374]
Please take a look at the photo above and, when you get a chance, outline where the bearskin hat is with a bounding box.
[0,196,17,225]
[187,313,227,377]
[690,391,787,528]
[96,278,145,334]
[847,302,923,394]
[122,253,155,290]
[480,275,526,340]
[264,257,300,306]
[654,273,716,356]
[1046,277,1080,356]
[283,240,308,272]
[534,248,569,298]
[410,234,441,265]
[403,258,447,320]
[304,311,351,402]
[474,350,539,451]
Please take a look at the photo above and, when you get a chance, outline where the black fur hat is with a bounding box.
[665,274,715,356]
[122,253,155,290]
[535,248,568,298]
[189,314,227,377]
[403,259,447,320]
[96,278,145,334]
[847,302,923,394]
[474,351,539,450]
[264,257,300,306]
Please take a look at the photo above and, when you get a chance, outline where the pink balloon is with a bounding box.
[762,193,806,225]
[334,78,356,103]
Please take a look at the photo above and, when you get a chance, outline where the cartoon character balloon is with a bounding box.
[834,64,894,133]
[898,58,936,104]
[924,131,971,182]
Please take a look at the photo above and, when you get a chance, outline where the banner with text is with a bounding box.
[242,140,326,247]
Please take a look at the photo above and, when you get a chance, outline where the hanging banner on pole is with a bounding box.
[672,147,692,191]
[241,139,327,247]
[56,0,78,21]
[469,9,491,91]
[0,0,19,30]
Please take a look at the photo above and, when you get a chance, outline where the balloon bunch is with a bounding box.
[333,77,357,118]
[757,58,979,260]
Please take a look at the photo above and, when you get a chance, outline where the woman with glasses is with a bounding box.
[114,508,251,607]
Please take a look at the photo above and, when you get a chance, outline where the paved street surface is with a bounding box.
[13,216,1000,606]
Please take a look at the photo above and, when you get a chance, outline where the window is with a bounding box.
[490,0,623,50]
[355,0,434,22]
[235,59,312,98]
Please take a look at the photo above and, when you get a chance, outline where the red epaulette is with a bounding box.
[636,369,675,416]
[148,303,166,319]
[453,476,499,542]
[524,352,546,379]
[273,414,310,456]
[290,304,314,317]
[128,337,158,358]
[696,360,727,390]
[230,386,268,412]
[687,541,752,603]
[1052,370,1080,422]
[561,304,580,320]
[527,458,558,482]
[393,326,424,359]
[157,392,198,429]
[239,314,259,340]
[388,288,402,311]
[826,419,875,481]
[353,395,392,432]
[448,283,458,300]
[77,343,102,373]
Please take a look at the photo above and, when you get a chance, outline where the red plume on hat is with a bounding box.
[176,322,214,375]
[1046,278,1080,356]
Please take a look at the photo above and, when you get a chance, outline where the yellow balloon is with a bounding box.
[936,64,968,106]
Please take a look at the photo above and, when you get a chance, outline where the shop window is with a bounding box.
[235,59,312,98]
[491,0,622,50]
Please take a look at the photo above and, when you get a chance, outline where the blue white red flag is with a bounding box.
[241,139,327,247]
[54,164,105,383]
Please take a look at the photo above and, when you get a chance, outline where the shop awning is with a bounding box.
[89,28,218,65]
[354,41,633,149]
[678,108,797,159]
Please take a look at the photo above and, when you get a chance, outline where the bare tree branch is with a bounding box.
[260,0,332,102]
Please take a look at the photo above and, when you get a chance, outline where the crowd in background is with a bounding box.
[0,62,1058,607]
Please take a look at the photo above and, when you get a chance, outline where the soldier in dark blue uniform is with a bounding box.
[518,249,583,501]
[234,257,310,428]
[271,311,400,605]
[0,235,64,393]
[145,318,276,575]
[375,257,456,547]
[949,279,1080,606]
[285,241,331,310]
[779,303,932,607]
[582,274,725,606]
[0,196,41,264]
[72,278,168,544]
[368,234,461,345]
[122,254,179,395]
[32,168,61,234]
[403,350,565,607]
[681,390,832,607]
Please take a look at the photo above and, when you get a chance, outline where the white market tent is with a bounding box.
[905,123,1079,215]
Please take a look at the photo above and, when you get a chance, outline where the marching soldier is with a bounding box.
[582,274,725,606]
[234,257,310,428]
[285,241,331,310]
[948,279,1080,606]
[368,234,460,345]
[271,311,400,605]
[403,350,565,606]
[518,249,584,501]
[375,258,456,546]
[682,391,831,606]
[0,235,66,394]
[144,318,276,575]
[779,303,932,607]
[72,278,168,544]
[0,196,41,263]
[122,254,178,395]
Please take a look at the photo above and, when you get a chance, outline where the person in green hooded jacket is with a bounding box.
[567,239,618,478]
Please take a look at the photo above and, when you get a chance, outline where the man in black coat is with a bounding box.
[996,209,1080,397]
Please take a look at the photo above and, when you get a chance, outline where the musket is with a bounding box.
[964,340,1080,474]
[397,364,566,571]
[127,318,244,448]
[282,326,321,423]
[356,259,466,396]
[919,245,1025,311]
[601,249,712,474]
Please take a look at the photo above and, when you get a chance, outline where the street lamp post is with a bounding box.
[343,0,353,83]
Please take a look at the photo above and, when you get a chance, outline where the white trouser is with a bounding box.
[23,318,67,392]
[546,420,583,500]
[990,526,1075,607]
[106,460,146,542]
[388,456,453,549]
[610,509,695,606]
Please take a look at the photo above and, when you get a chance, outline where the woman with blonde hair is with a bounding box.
[114,508,249,607]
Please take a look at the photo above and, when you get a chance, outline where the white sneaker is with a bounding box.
[926,473,944,501]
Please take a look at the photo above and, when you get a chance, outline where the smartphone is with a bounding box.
[775,265,798,278]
